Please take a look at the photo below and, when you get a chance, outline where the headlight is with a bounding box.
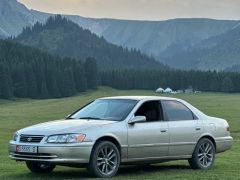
[13,133,19,141]
[46,134,86,143]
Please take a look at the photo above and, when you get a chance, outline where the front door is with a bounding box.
[127,100,169,160]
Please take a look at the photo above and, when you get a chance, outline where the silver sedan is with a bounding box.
[9,96,233,178]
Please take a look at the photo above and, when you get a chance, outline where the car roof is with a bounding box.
[99,96,179,101]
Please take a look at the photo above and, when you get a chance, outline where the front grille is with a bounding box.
[20,135,44,143]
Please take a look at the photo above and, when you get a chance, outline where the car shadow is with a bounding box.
[7,164,191,179]
[118,164,190,175]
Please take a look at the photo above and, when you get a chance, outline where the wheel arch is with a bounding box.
[93,136,122,157]
[197,134,216,150]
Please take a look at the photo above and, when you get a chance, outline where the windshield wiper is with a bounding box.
[78,117,101,120]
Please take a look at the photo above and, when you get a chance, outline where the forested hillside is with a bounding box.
[1,11,240,100]
[15,16,166,71]
[0,40,98,99]
[1,39,240,100]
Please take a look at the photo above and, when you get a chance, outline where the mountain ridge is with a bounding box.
[1,1,238,52]
[15,16,166,71]
[1,0,240,71]
[0,0,38,37]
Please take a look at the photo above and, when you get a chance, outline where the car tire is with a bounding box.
[188,138,215,170]
[88,141,120,178]
[26,161,56,173]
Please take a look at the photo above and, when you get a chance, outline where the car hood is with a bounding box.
[18,119,117,136]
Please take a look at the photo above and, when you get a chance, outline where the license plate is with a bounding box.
[16,145,38,154]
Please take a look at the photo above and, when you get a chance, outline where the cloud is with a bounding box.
[18,0,240,20]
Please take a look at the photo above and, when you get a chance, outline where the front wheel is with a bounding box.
[26,161,56,173]
[88,141,120,178]
[188,138,215,170]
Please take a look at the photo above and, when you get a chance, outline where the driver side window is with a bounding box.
[135,101,163,122]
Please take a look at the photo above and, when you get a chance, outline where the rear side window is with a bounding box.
[162,100,194,121]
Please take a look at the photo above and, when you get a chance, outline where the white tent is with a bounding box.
[155,88,164,93]
[164,88,173,93]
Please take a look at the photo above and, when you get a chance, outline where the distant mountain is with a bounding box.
[0,0,40,37]
[164,24,240,71]
[66,17,240,71]
[29,12,240,65]
[1,0,240,71]
[15,16,165,70]
[70,18,238,58]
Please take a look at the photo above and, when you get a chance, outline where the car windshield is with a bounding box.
[69,99,138,121]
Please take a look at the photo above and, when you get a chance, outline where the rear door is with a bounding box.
[161,100,203,156]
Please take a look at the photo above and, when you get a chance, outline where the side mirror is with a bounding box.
[128,116,146,124]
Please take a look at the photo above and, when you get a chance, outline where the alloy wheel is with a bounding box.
[97,145,118,175]
[198,142,214,168]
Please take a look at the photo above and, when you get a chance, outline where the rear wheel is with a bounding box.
[188,138,215,170]
[26,161,56,173]
[88,141,120,178]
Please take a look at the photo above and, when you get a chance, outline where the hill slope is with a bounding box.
[15,16,165,70]
[164,24,240,71]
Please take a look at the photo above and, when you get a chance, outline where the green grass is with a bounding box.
[0,87,240,179]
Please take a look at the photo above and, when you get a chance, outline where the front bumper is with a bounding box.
[9,141,94,164]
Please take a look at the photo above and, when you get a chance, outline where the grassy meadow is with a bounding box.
[0,87,239,179]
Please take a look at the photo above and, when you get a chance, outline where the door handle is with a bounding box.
[160,129,167,133]
[195,127,201,131]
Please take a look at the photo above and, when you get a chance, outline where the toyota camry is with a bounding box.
[9,96,233,178]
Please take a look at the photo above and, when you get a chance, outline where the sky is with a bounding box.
[18,0,240,21]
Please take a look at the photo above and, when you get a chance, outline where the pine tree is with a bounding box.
[51,78,61,98]
[25,65,38,98]
[73,62,87,91]
[12,66,27,98]
[59,68,76,97]
[0,64,13,99]
[39,80,49,99]
[221,77,234,93]
[85,57,98,89]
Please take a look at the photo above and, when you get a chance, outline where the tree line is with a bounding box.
[0,40,97,99]
[101,69,240,93]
